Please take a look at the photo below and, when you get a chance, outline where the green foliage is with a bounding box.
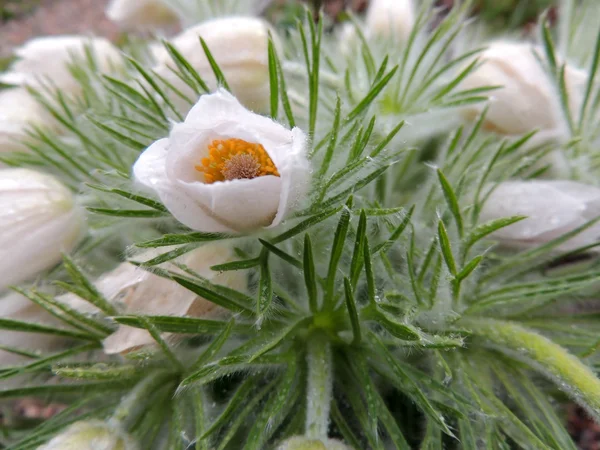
[2,1,600,450]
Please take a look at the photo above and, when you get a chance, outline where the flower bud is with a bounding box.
[0,88,56,154]
[479,180,600,252]
[57,243,247,354]
[459,41,586,140]
[0,169,85,290]
[0,36,122,94]
[277,436,352,450]
[37,420,137,450]
[106,0,180,30]
[152,16,280,113]
[365,0,415,41]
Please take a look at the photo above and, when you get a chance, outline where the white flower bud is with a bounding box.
[0,88,56,154]
[37,420,137,450]
[277,436,353,450]
[57,243,246,354]
[152,16,279,113]
[365,0,415,41]
[479,180,600,252]
[460,41,586,140]
[106,0,180,30]
[133,89,310,233]
[0,169,86,290]
[0,36,122,94]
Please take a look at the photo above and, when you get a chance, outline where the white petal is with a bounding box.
[133,138,234,232]
[178,176,282,231]
[480,181,583,241]
[0,169,86,290]
[0,36,122,92]
[106,0,179,30]
[268,127,310,227]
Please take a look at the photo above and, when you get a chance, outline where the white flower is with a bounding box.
[152,16,279,113]
[479,180,600,251]
[277,436,353,450]
[106,0,180,30]
[59,244,246,354]
[0,169,86,290]
[0,88,56,154]
[133,89,309,233]
[365,0,415,41]
[459,41,586,140]
[37,420,138,450]
[0,36,122,93]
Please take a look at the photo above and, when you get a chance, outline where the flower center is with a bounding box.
[195,138,280,184]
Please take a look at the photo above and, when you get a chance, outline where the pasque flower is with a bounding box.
[0,36,122,94]
[479,180,600,251]
[106,0,180,30]
[37,420,138,450]
[103,244,245,354]
[152,16,278,113]
[0,169,85,290]
[57,244,246,354]
[459,41,586,140]
[0,88,57,154]
[365,0,415,41]
[133,89,309,233]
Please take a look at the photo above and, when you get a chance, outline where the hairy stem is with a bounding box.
[109,371,173,430]
[462,317,600,421]
[305,332,333,439]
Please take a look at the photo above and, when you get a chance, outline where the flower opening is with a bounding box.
[195,138,280,183]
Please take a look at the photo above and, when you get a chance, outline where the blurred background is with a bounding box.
[0,0,556,59]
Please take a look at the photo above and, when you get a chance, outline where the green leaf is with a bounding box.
[315,96,341,177]
[259,239,302,269]
[199,376,258,439]
[345,65,398,123]
[464,216,526,254]
[325,203,352,309]
[0,380,135,398]
[373,205,415,254]
[350,210,367,287]
[456,255,483,282]
[344,278,361,346]
[136,232,234,248]
[0,318,96,341]
[246,359,298,450]
[61,254,119,315]
[273,206,343,243]
[210,257,260,271]
[86,184,168,212]
[53,362,140,381]
[437,221,457,276]
[199,38,230,91]
[268,36,279,118]
[304,233,319,313]
[371,333,454,437]
[375,310,421,341]
[161,40,209,93]
[437,169,464,237]
[0,343,100,380]
[189,319,235,373]
[113,315,248,334]
[257,250,273,316]
[87,207,167,218]
[363,236,376,306]
[170,274,254,314]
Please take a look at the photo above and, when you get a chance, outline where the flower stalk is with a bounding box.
[305,332,333,440]
[462,317,600,421]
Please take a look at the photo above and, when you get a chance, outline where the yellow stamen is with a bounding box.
[195,138,280,184]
